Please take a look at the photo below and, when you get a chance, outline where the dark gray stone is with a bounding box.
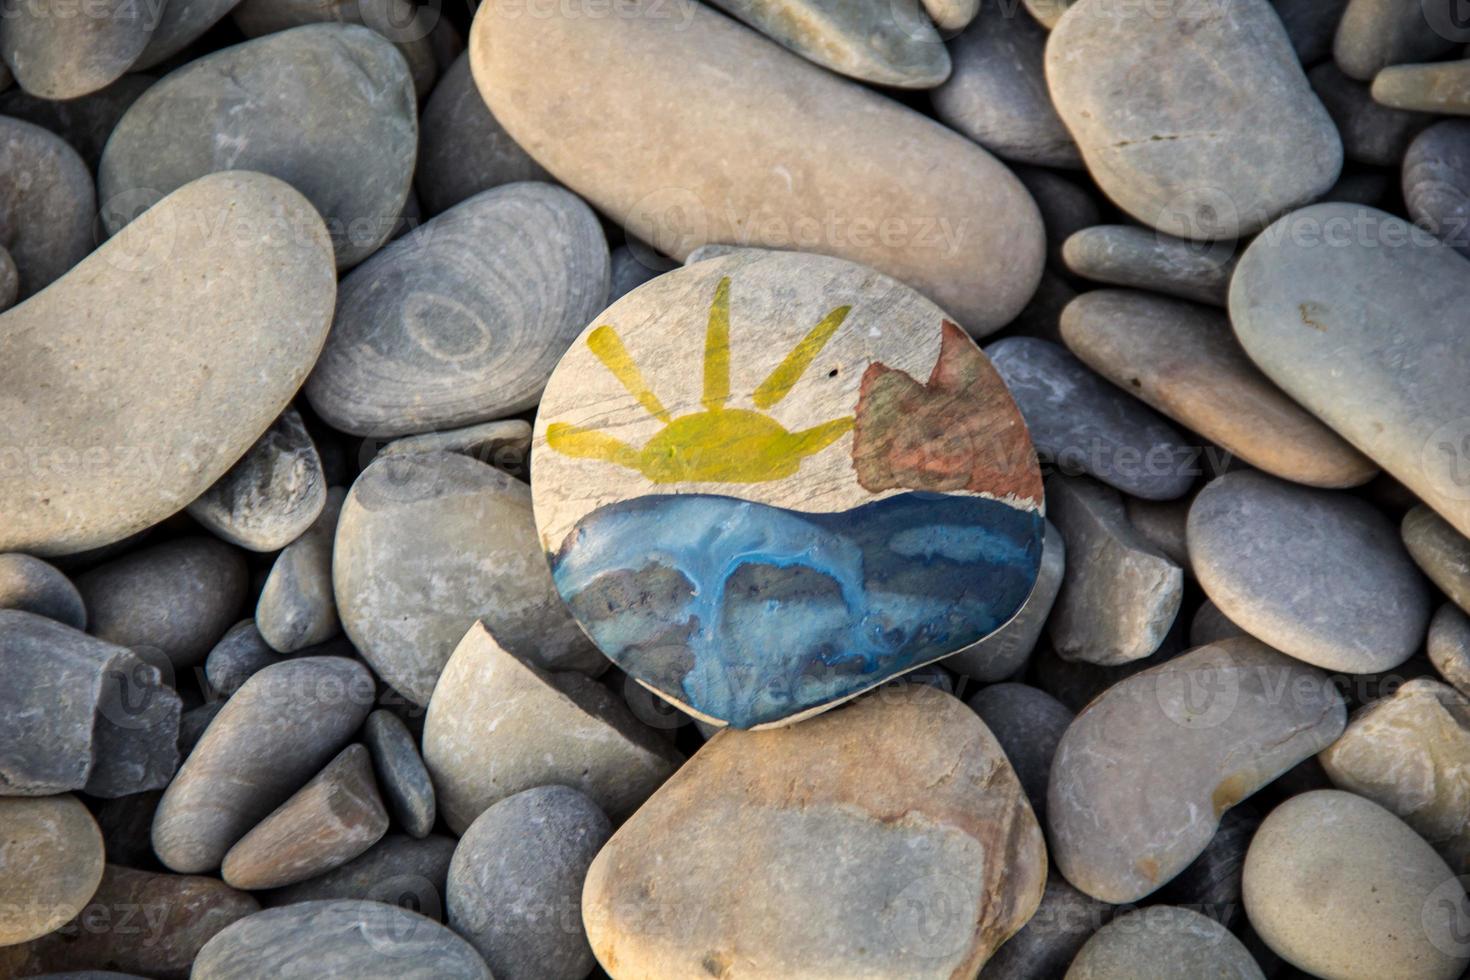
[0,552,86,628]
[0,116,93,299]
[0,0,153,100]
[1310,61,1432,166]
[94,790,163,870]
[0,73,152,168]
[1190,599,1247,646]
[1061,225,1236,307]
[1404,120,1470,258]
[187,408,325,552]
[1403,503,1470,612]
[177,701,223,757]
[256,486,343,652]
[1003,269,1075,346]
[1333,0,1459,80]
[1015,168,1101,265]
[608,242,676,303]
[1159,805,1261,927]
[1124,496,1191,573]
[133,0,248,69]
[979,871,1111,980]
[204,620,283,699]
[967,682,1072,824]
[262,834,457,920]
[1273,0,1349,65]
[446,785,612,980]
[364,710,435,839]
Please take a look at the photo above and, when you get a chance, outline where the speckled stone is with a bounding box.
[0,73,153,168]
[261,834,457,917]
[256,487,343,653]
[423,622,682,833]
[192,900,492,979]
[363,710,435,839]
[1334,0,1459,81]
[1374,60,1470,115]
[1048,638,1345,904]
[1244,789,1470,980]
[1045,475,1184,666]
[1429,603,1470,696]
[0,116,93,299]
[447,785,610,980]
[0,553,86,628]
[152,656,376,874]
[0,0,152,100]
[1061,226,1236,307]
[979,870,1112,980]
[187,408,325,552]
[77,537,248,671]
[582,685,1046,979]
[1404,120,1470,258]
[945,520,1064,683]
[334,451,602,706]
[967,682,1072,823]
[1405,504,1470,613]
[1189,470,1430,673]
[0,795,105,946]
[1310,61,1433,166]
[932,3,1079,167]
[1061,290,1377,488]
[1065,906,1263,979]
[102,25,417,269]
[1046,0,1340,240]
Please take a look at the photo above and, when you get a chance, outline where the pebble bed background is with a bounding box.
[1,0,1470,977]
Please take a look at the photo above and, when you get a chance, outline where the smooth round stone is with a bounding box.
[261,834,457,915]
[231,0,438,96]
[1244,789,1470,980]
[1320,678,1470,873]
[0,116,93,300]
[1404,503,1470,612]
[101,24,417,270]
[0,73,153,168]
[1065,906,1263,980]
[1046,0,1340,240]
[1191,599,1247,646]
[423,623,683,833]
[703,0,950,89]
[363,710,435,839]
[1061,290,1377,488]
[967,682,1072,823]
[535,250,1043,727]
[256,486,343,653]
[932,4,1079,167]
[1189,470,1430,673]
[1429,603,1470,695]
[1334,0,1460,81]
[1022,0,1070,28]
[1404,121,1470,258]
[1048,637,1345,904]
[152,657,376,874]
[204,620,282,699]
[1310,61,1433,166]
[1274,0,1349,65]
[1231,204,1470,538]
[133,0,244,68]
[1045,475,1184,667]
[944,520,1064,683]
[0,0,152,100]
[980,871,1112,980]
[0,172,336,557]
[77,537,248,670]
[1124,496,1191,572]
[0,553,85,628]
[192,900,492,979]
[186,408,325,552]
[0,795,104,945]
[447,785,611,980]
[582,686,1045,978]
[923,0,978,32]
[470,0,1044,334]
[306,182,609,437]
[1061,226,1236,307]
[1015,168,1101,263]
[987,337,1195,500]
[335,451,600,707]
[1374,60,1470,115]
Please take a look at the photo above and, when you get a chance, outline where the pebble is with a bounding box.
[1274,0,1349,65]
[1046,0,1340,240]
[1064,905,1264,980]
[334,451,601,706]
[363,710,435,839]
[1061,226,1236,307]
[608,243,674,304]
[582,685,1046,978]
[151,656,376,874]
[469,0,1045,333]
[1404,503,1470,611]
[1191,599,1248,646]
[77,537,248,670]
[944,520,1064,683]
[447,785,611,980]
[0,116,93,300]
[1015,168,1101,264]
[423,622,683,832]
[1310,61,1432,166]
[1048,638,1344,904]
[0,553,86,628]
[1045,475,1184,666]
[1373,59,1470,115]
[101,24,417,269]
[0,171,336,557]
[1231,203,1470,538]
[191,900,492,979]
[0,0,152,100]
[186,408,326,552]
[1022,0,1070,29]
[703,0,950,89]
[261,834,455,918]
[256,487,344,653]
[1124,496,1192,572]
[1404,120,1470,258]
[1243,789,1470,980]
[0,73,153,168]
[1429,603,1470,695]
[1061,290,1377,488]
[0,795,105,946]
[1,610,180,797]
[133,0,241,68]
[176,702,224,757]
[1159,804,1259,927]
[987,337,1195,500]
[1190,470,1430,674]
[379,420,533,474]
[221,743,389,890]
[980,871,1112,980]
[305,182,610,437]
[923,0,977,33]
[967,682,1073,823]
[932,4,1079,167]
[1334,0,1459,81]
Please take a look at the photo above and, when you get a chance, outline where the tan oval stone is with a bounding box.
[468,0,1044,333]
[0,171,336,556]
[0,795,104,946]
[582,684,1045,978]
[1404,504,1470,614]
[1373,60,1470,115]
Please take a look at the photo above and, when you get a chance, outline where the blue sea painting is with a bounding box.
[549,491,1043,727]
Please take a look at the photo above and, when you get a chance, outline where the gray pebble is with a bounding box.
[364,710,436,839]
[1190,599,1247,646]
[0,552,86,628]
[380,420,532,477]
[0,0,153,100]
[968,682,1073,824]
[1309,61,1432,166]
[1273,0,1349,65]
[981,870,1112,980]
[1429,602,1470,696]
[1061,225,1236,307]
[0,73,153,168]
[1158,804,1260,927]
[1015,168,1101,264]
[1124,496,1191,572]
[1334,0,1459,80]
[0,116,94,299]
[1403,503,1470,612]
[262,834,457,919]
[133,0,249,69]
[256,486,343,653]
[608,242,676,303]
[187,408,325,552]
[1065,905,1264,979]
[204,620,283,699]
[1404,120,1470,258]
[946,520,1065,683]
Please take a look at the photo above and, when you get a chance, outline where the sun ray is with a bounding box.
[785,416,855,459]
[587,324,671,423]
[703,277,732,411]
[545,422,642,471]
[751,303,852,410]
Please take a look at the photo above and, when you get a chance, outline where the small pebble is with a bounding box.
[255,486,344,653]
[1429,602,1470,695]
[1334,0,1459,81]
[1404,503,1470,612]
[1065,905,1264,979]
[967,682,1073,823]
[261,834,457,916]
[1403,120,1470,258]
[0,0,151,100]
[363,710,436,839]
[1373,59,1470,115]
[0,795,105,946]
[1061,226,1235,307]
[231,0,438,96]
[0,552,86,628]
[980,871,1112,980]
[0,116,93,300]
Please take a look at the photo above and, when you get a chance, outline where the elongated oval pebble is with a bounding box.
[0,795,104,946]
[187,408,325,552]
[0,116,93,300]
[0,553,85,629]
